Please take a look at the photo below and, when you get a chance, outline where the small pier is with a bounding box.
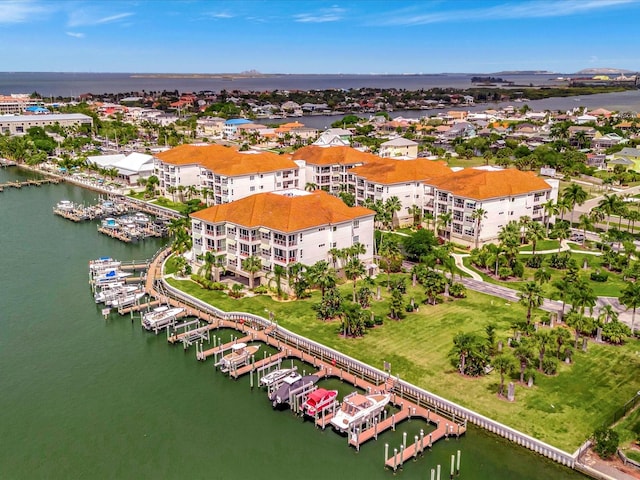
[0,178,60,191]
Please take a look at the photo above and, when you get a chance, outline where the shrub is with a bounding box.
[592,427,620,459]
[590,269,609,282]
[374,315,384,326]
[526,255,542,268]
[253,285,268,294]
[364,316,375,328]
[542,357,558,375]
[449,282,467,298]
[512,261,524,278]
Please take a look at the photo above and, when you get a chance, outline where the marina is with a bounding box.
[0,166,587,479]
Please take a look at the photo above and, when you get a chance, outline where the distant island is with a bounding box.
[575,67,635,75]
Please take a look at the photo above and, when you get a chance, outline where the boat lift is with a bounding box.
[169,320,210,349]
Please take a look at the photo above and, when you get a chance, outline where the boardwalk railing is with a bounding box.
[156,254,578,469]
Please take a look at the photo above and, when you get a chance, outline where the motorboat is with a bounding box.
[89,257,122,275]
[259,366,298,387]
[215,343,260,373]
[329,392,391,432]
[101,217,119,229]
[133,212,151,224]
[301,388,338,417]
[105,289,145,308]
[93,268,132,285]
[94,283,131,303]
[270,373,318,408]
[141,306,185,332]
[55,200,75,212]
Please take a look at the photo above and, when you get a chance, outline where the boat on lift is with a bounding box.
[93,268,132,285]
[329,392,391,432]
[141,306,185,332]
[301,388,339,417]
[259,366,298,387]
[215,343,260,373]
[269,372,318,408]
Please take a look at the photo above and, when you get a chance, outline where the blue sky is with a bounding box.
[1,0,639,74]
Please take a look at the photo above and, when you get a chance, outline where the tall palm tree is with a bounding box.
[518,281,544,325]
[406,204,423,227]
[598,305,619,325]
[620,281,640,333]
[471,207,487,249]
[241,255,262,289]
[526,221,545,255]
[493,354,514,397]
[378,237,402,288]
[384,196,402,229]
[269,264,287,299]
[327,247,341,270]
[597,194,623,232]
[551,221,571,252]
[344,257,366,302]
[307,260,335,299]
[437,211,452,240]
[533,267,551,285]
[197,251,217,281]
[542,199,559,236]
[577,214,593,246]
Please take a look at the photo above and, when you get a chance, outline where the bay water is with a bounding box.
[0,167,585,479]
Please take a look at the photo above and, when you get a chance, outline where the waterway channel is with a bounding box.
[0,167,586,479]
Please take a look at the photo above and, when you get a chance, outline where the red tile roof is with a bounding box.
[292,145,379,166]
[191,190,374,232]
[429,169,550,200]
[155,144,297,175]
[349,158,452,184]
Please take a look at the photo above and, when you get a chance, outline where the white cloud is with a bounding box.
[378,0,637,26]
[0,0,51,24]
[68,10,134,27]
[210,12,234,19]
[66,31,85,38]
[294,6,345,23]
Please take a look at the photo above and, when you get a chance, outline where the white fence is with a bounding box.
[157,258,577,469]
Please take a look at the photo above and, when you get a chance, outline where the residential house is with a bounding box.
[223,118,252,139]
[86,152,155,185]
[610,147,640,171]
[313,128,353,147]
[379,137,419,159]
[190,190,375,286]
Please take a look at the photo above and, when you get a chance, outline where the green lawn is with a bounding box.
[519,239,560,252]
[615,402,640,461]
[166,273,640,452]
[462,252,626,298]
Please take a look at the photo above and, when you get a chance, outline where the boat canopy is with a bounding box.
[232,343,247,351]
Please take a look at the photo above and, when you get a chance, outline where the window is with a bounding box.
[250,186,255,192]
[353,235,359,243]
[250,175,255,180]
[331,242,337,248]
[318,243,325,248]
[332,226,337,232]
[353,220,359,228]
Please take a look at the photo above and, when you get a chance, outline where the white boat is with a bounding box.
[133,212,151,224]
[93,268,132,285]
[105,290,145,308]
[94,282,130,303]
[259,367,298,387]
[215,342,260,373]
[141,306,185,331]
[89,257,122,275]
[55,200,75,211]
[329,392,391,432]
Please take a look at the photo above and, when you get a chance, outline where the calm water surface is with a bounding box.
[0,167,585,479]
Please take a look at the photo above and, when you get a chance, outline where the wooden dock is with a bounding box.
[140,249,466,470]
[0,178,60,191]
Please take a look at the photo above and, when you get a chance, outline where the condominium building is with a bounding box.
[292,145,379,194]
[153,144,304,201]
[190,189,375,285]
[425,167,559,246]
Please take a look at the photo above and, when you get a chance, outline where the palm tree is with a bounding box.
[566,312,593,349]
[542,200,559,236]
[307,260,336,299]
[598,305,619,325]
[518,281,544,325]
[327,247,341,271]
[406,204,422,228]
[562,184,588,226]
[450,332,476,375]
[552,276,573,320]
[551,221,571,252]
[241,255,262,290]
[269,264,287,299]
[344,257,366,303]
[471,207,487,249]
[597,194,623,232]
[526,221,545,255]
[378,237,402,288]
[513,341,532,383]
[305,182,318,192]
[197,251,217,281]
[533,267,551,285]
[620,281,640,333]
[533,330,552,371]
[437,211,452,240]
[576,213,593,246]
[384,196,402,229]
[493,354,514,397]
